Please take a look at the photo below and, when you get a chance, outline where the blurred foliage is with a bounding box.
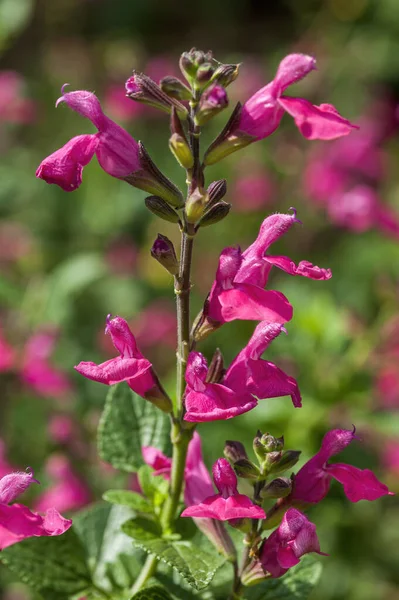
[0,0,399,599]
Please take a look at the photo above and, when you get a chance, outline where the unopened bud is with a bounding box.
[150,234,179,276]
[195,63,215,87]
[169,133,194,169]
[212,63,240,88]
[268,450,301,476]
[126,72,188,119]
[206,348,225,384]
[179,48,213,82]
[260,477,292,499]
[197,201,231,228]
[145,196,180,223]
[195,85,228,126]
[160,76,192,101]
[224,440,248,464]
[186,188,208,224]
[241,559,268,587]
[261,434,281,453]
[253,430,267,462]
[207,179,227,206]
[234,459,260,480]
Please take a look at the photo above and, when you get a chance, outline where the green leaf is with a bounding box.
[0,528,91,595]
[123,519,226,591]
[74,503,144,591]
[243,556,323,600]
[103,490,154,514]
[98,384,171,472]
[131,585,174,599]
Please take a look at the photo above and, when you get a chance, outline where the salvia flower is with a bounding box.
[205,54,357,164]
[75,315,172,412]
[36,87,141,191]
[0,468,72,550]
[185,322,300,422]
[195,211,331,340]
[143,433,237,559]
[292,428,393,505]
[260,508,326,578]
[181,458,266,521]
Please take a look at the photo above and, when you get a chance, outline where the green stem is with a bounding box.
[130,554,158,595]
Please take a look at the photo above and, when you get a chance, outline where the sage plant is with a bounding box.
[1,49,391,600]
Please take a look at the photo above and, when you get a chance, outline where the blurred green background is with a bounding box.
[1,0,399,598]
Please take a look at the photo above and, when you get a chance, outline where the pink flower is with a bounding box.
[0,71,36,125]
[292,428,393,504]
[260,508,326,578]
[182,458,265,521]
[204,211,330,328]
[75,315,171,411]
[185,322,300,422]
[36,87,140,191]
[143,431,214,507]
[239,54,356,142]
[21,330,72,398]
[0,468,72,550]
[34,455,90,513]
[0,329,15,372]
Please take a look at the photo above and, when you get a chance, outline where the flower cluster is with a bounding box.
[31,47,392,597]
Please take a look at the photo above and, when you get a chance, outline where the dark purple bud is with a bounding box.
[207,179,227,206]
[224,440,248,464]
[206,348,225,384]
[145,196,181,224]
[126,72,188,119]
[160,76,192,101]
[260,477,292,499]
[195,85,228,126]
[150,234,179,276]
[212,63,240,88]
[233,458,260,480]
[197,201,231,228]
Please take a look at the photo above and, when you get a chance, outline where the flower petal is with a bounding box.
[326,463,393,502]
[265,256,332,280]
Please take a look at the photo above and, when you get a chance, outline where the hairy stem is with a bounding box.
[133,99,201,593]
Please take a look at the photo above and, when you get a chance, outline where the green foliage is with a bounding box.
[104,490,154,514]
[243,556,323,600]
[131,586,174,599]
[122,518,226,591]
[98,384,172,472]
[0,529,91,596]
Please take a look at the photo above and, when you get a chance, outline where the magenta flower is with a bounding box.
[181,458,266,521]
[21,330,72,398]
[36,87,140,191]
[185,322,301,422]
[260,508,326,578]
[201,211,330,333]
[0,468,72,550]
[34,455,91,514]
[225,322,302,408]
[143,431,214,507]
[239,54,356,141]
[183,351,257,422]
[292,428,393,505]
[0,329,15,372]
[75,315,171,411]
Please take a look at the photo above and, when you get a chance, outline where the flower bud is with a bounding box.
[267,450,301,476]
[185,188,208,224]
[261,433,284,453]
[195,85,228,126]
[160,76,192,101]
[195,63,215,88]
[197,201,231,229]
[179,48,213,82]
[241,559,268,587]
[145,196,181,224]
[207,179,227,206]
[169,133,194,169]
[224,440,248,464]
[205,348,225,384]
[234,459,260,480]
[125,142,184,208]
[212,63,240,88]
[150,234,179,276]
[126,72,188,120]
[260,477,292,499]
[253,430,267,462]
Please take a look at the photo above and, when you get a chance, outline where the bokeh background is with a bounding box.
[1,0,399,598]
